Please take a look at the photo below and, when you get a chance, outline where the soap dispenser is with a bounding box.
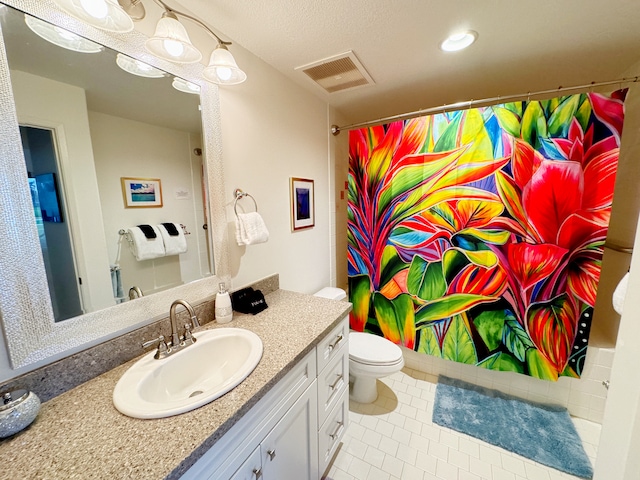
[215,283,233,324]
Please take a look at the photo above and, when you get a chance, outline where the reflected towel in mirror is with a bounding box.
[127,226,165,261]
[236,212,269,245]
[157,223,187,255]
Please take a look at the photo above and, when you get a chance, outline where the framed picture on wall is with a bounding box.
[290,177,314,231]
[121,177,163,208]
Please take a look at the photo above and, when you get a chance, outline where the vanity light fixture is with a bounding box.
[203,44,247,85]
[145,11,202,64]
[172,77,201,94]
[440,30,478,52]
[52,0,134,33]
[145,1,247,85]
[116,53,165,78]
[24,15,103,53]
[52,0,247,85]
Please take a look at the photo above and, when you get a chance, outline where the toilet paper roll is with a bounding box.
[613,272,629,315]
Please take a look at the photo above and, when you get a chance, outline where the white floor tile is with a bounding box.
[500,454,526,477]
[364,446,385,469]
[436,457,459,479]
[381,454,405,477]
[327,371,600,480]
[403,463,426,480]
[346,457,371,479]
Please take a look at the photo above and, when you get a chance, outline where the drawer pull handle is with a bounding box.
[329,421,344,440]
[267,449,276,461]
[328,334,343,352]
[253,467,263,479]
[329,374,343,391]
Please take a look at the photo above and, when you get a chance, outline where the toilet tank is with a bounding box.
[313,287,347,301]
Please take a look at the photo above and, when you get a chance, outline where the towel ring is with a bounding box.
[233,188,258,216]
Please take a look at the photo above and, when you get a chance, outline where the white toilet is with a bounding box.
[313,287,405,404]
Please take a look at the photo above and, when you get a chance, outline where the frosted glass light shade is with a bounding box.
[145,16,202,64]
[116,53,165,78]
[172,77,201,94]
[52,0,134,33]
[203,46,246,85]
[24,15,103,53]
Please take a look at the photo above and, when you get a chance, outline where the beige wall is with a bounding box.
[218,44,333,294]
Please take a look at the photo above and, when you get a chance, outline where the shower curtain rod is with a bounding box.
[330,76,639,135]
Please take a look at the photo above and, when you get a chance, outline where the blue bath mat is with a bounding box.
[432,376,593,478]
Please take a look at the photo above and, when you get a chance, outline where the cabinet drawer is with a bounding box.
[229,446,261,480]
[317,343,348,427]
[318,390,349,475]
[316,316,348,373]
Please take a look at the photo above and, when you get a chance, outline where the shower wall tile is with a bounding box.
[403,344,614,424]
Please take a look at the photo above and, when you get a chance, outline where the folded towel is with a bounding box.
[127,226,165,261]
[137,224,157,239]
[157,223,187,255]
[161,222,180,236]
[236,212,269,245]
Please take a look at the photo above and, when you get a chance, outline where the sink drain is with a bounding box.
[189,390,203,398]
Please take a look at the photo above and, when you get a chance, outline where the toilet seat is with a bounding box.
[349,332,403,366]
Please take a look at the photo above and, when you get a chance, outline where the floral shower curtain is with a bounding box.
[347,90,627,381]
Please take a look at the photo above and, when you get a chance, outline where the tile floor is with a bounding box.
[324,368,601,480]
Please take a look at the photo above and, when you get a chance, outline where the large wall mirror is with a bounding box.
[0,0,229,371]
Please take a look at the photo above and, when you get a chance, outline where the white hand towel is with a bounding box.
[613,272,629,315]
[236,212,269,245]
[127,226,165,261]
[157,223,188,256]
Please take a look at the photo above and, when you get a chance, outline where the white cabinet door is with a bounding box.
[229,446,262,480]
[261,382,319,480]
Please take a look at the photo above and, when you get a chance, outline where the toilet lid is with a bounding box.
[349,332,403,366]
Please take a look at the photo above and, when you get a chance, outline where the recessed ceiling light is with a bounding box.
[440,31,478,52]
[116,53,166,78]
[24,14,103,53]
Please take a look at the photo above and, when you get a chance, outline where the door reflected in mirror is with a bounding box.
[2,5,213,321]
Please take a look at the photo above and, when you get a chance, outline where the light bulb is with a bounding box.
[80,0,108,19]
[163,39,184,58]
[216,67,232,81]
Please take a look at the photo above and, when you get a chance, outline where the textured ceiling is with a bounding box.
[174,0,640,125]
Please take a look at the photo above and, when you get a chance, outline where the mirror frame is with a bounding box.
[0,0,231,369]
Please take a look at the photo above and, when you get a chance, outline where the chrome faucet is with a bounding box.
[128,286,143,300]
[169,299,200,347]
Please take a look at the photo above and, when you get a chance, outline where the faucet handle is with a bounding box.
[183,324,196,345]
[142,335,169,359]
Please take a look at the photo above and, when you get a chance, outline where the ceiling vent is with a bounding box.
[295,51,374,94]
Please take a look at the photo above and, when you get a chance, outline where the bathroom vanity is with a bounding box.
[0,290,351,479]
[184,314,350,479]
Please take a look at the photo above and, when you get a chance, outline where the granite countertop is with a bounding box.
[0,290,351,479]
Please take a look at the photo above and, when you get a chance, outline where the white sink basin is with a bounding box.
[113,328,263,419]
